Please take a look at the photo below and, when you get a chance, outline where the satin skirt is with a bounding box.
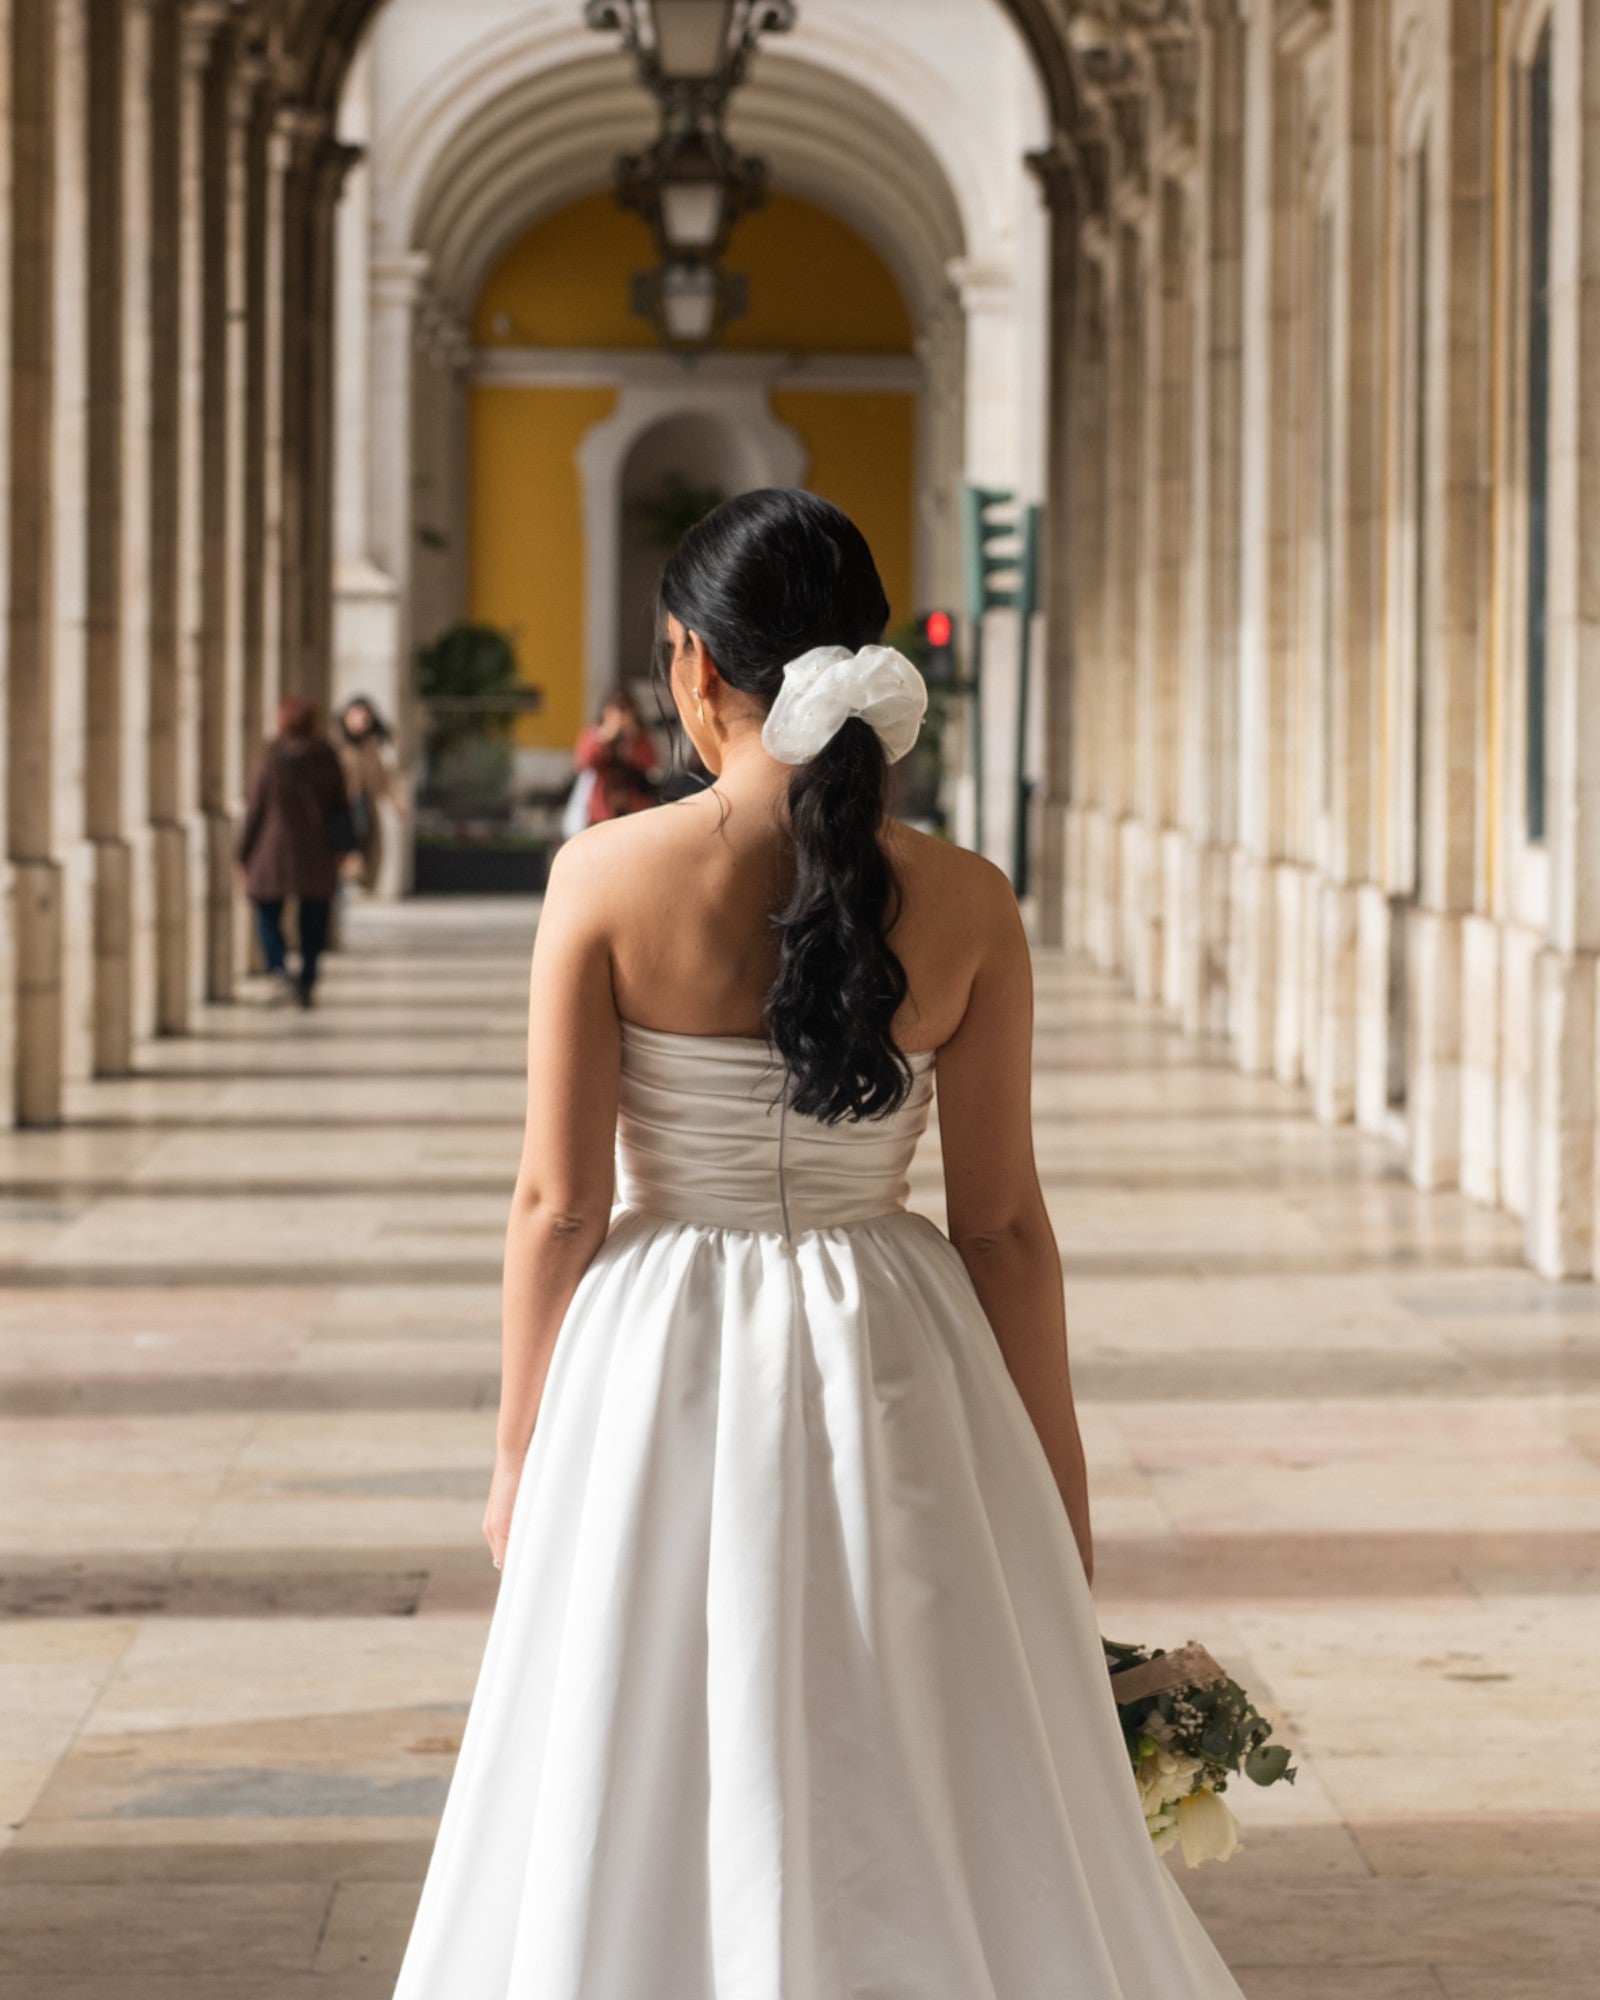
[392,1208,1247,1999]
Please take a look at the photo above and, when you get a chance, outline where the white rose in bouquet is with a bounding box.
[1175,1788,1243,1867]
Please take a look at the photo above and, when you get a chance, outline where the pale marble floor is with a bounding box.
[1,899,1595,1998]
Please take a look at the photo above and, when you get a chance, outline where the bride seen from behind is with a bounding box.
[393,488,1247,1998]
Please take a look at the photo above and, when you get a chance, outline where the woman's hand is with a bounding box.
[482,1445,527,1570]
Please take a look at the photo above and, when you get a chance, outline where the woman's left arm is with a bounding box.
[484,834,621,1565]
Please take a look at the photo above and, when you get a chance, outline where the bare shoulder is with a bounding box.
[887,823,1020,944]
[544,793,718,914]
[884,825,1024,1046]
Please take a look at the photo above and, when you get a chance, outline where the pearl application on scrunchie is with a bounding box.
[759,644,930,766]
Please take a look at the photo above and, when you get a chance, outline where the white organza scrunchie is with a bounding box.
[759,644,929,766]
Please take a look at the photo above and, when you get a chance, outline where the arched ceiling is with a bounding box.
[391,47,967,326]
[280,0,1083,137]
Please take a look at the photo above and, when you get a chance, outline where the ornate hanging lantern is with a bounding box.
[585,0,795,118]
[629,258,749,353]
[587,0,794,355]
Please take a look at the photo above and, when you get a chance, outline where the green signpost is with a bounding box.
[960,483,1042,888]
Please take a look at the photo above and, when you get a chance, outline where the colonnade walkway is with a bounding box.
[0,899,1594,1997]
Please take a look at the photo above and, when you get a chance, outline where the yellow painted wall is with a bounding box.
[469,193,917,735]
[468,385,617,750]
[771,390,916,628]
[474,190,913,354]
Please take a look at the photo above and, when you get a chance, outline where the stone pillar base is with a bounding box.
[378,796,413,900]
[1354,884,1391,1134]
[127,823,159,1045]
[1312,877,1360,1124]
[1063,805,1090,952]
[1497,923,1541,1221]
[205,809,238,1002]
[1272,862,1310,1086]
[1175,837,1232,1039]
[1406,907,1464,1192]
[58,839,98,1090]
[1158,829,1186,1014]
[1229,850,1277,1074]
[10,859,63,1128]
[92,836,134,1077]
[1120,817,1161,1002]
[1034,795,1069,949]
[1083,807,1122,972]
[1525,945,1597,1278]
[153,821,191,1036]
[1459,915,1502,1206]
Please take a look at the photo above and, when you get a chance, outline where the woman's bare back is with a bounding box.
[569,782,1010,1058]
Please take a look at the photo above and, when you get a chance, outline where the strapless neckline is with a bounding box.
[618,1018,938,1067]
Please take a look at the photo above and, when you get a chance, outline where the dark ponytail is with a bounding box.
[657,488,914,1123]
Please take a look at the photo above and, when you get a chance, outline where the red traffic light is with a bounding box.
[925,611,952,648]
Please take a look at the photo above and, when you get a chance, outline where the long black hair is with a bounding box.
[658,487,913,1124]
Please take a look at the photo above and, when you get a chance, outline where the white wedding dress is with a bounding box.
[394,1022,1247,1999]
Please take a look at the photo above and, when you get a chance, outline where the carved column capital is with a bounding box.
[180,0,231,69]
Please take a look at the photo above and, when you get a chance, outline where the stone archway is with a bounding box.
[582,391,809,708]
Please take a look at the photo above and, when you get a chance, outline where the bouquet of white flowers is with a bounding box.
[1104,1637,1295,1867]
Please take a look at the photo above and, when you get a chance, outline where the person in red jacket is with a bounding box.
[572,690,659,825]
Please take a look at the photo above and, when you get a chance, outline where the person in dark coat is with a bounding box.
[236,697,351,1008]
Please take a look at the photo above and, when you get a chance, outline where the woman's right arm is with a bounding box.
[933,869,1093,1583]
[483,834,621,1567]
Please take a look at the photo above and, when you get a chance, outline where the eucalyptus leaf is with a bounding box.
[1244,1743,1293,1786]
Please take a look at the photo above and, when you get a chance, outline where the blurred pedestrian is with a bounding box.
[236,697,353,1009]
[569,689,658,829]
[336,693,408,893]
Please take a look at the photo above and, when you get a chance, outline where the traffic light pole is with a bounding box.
[961,484,1042,888]
[1010,505,1041,896]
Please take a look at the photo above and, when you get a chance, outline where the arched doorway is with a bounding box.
[615,412,785,689]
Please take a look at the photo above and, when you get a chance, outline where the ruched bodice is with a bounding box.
[615,1021,935,1236]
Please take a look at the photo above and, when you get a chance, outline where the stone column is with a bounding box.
[336,251,426,708]
[951,256,1025,868]
[1398,0,1495,1186]
[306,133,362,711]
[1314,0,1391,1131]
[1107,219,1146,978]
[277,107,359,710]
[1528,0,1600,1274]
[251,107,290,752]
[5,0,61,1123]
[919,293,967,619]
[234,56,276,809]
[913,292,963,631]
[157,0,227,1029]
[1181,2,1247,1039]
[84,0,138,1074]
[51,0,96,1095]
[409,302,471,698]
[146,0,191,1035]
[1147,175,1197,1012]
[119,0,158,1048]
[1233,4,1305,1074]
[1027,143,1081,948]
[196,8,241,1001]
[275,106,319,703]
[1065,244,1111,954]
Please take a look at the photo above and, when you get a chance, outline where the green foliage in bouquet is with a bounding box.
[1104,1637,1295,1791]
[1103,1638,1295,1866]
